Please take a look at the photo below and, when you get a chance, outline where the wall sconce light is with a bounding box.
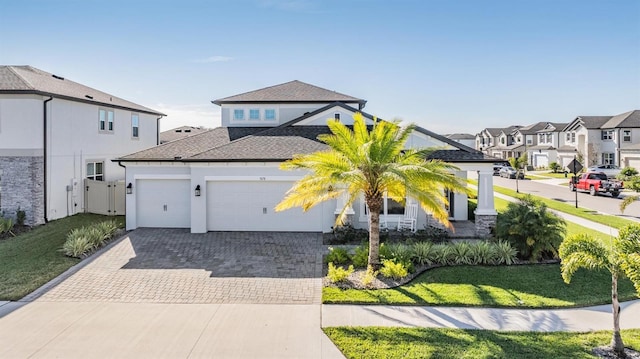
[126,182,133,194]
[195,185,201,197]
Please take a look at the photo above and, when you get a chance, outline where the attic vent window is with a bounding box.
[174,156,182,160]
[175,129,182,133]
[85,95,93,99]
[184,129,191,133]
[52,74,64,80]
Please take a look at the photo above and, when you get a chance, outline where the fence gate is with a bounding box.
[84,179,125,216]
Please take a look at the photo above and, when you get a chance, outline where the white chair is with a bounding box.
[397,203,418,232]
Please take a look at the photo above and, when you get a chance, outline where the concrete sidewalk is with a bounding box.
[0,302,344,359]
[322,300,640,331]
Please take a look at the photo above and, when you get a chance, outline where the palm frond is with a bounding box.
[620,195,639,214]
[558,233,611,283]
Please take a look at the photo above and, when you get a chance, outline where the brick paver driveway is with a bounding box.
[35,229,324,304]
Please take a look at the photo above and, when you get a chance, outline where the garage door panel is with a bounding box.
[207,181,323,232]
[137,179,190,228]
[625,157,640,169]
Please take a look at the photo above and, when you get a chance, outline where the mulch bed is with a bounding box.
[593,346,640,359]
[0,225,33,241]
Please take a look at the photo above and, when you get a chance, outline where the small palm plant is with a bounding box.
[559,225,640,357]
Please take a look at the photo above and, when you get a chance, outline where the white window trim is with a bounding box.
[358,194,411,223]
[233,109,245,121]
[131,113,139,139]
[99,108,115,133]
[264,109,277,121]
[230,107,280,123]
[623,130,631,142]
[86,160,105,181]
[248,108,261,121]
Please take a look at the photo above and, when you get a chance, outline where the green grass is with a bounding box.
[322,264,638,307]
[0,214,124,301]
[469,179,636,229]
[324,327,640,359]
[527,171,573,179]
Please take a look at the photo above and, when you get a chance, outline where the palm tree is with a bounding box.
[620,195,639,214]
[276,113,468,267]
[508,153,527,193]
[559,225,640,356]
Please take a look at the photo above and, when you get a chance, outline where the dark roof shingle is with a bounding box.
[212,80,366,107]
[0,66,164,115]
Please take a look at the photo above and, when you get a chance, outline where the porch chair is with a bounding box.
[397,202,418,233]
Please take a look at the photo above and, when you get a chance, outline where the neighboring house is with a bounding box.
[117,81,498,236]
[561,114,637,168]
[476,126,521,159]
[160,126,209,144]
[0,66,164,225]
[527,122,568,168]
[445,133,475,148]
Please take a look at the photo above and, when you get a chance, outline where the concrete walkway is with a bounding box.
[322,300,640,331]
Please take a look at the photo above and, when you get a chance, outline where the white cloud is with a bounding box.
[155,103,221,131]
[192,56,234,63]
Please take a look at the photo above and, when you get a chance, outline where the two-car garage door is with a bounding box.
[206,181,324,232]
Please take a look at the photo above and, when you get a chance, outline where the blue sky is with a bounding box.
[1,0,639,133]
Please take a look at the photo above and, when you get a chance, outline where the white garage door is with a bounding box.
[534,154,548,168]
[625,157,640,170]
[136,179,191,228]
[207,181,324,232]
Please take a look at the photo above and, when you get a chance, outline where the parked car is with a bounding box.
[493,165,504,176]
[570,172,624,197]
[587,164,621,177]
[499,166,524,179]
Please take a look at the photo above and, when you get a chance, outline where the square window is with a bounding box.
[335,113,341,120]
[623,130,631,142]
[86,161,104,181]
[265,109,276,121]
[601,130,613,140]
[249,109,260,120]
[234,109,245,121]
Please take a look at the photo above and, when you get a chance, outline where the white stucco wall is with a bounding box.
[1,94,160,221]
[220,102,362,127]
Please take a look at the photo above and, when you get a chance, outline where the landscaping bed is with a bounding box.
[0,214,124,301]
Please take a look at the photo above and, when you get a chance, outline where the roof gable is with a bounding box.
[0,66,164,116]
[212,80,366,108]
[602,110,640,129]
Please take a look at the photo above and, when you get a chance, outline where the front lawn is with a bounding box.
[324,327,640,359]
[322,264,638,307]
[0,214,124,301]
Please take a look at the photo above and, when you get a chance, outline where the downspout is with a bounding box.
[156,116,163,145]
[43,96,53,223]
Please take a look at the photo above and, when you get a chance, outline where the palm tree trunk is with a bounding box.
[366,196,383,268]
[611,272,625,356]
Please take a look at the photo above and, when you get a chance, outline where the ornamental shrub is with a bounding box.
[352,244,369,268]
[495,195,566,261]
[360,265,379,287]
[411,242,434,265]
[327,263,354,283]
[379,260,409,280]
[325,247,351,265]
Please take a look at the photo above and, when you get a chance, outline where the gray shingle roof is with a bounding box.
[536,122,568,133]
[445,133,475,140]
[575,116,612,129]
[160,126,211,144]
[212,80,366,108]
[517,122,548,134]
[0,66,164,116]
[602,110,640,129]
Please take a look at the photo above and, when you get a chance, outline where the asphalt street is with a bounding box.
[492,175,640,222]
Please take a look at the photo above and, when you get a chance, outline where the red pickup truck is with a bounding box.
[569,172,624,198]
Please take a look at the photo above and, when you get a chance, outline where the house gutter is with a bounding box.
[156,116,163,145]
[43,96,53,223]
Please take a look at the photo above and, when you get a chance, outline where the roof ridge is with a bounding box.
[122,128,218,158]
[185,127,275,159]
[7,66,34,90]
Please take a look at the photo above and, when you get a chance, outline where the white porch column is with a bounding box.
[334,189,354,225]
[475,170,497,237]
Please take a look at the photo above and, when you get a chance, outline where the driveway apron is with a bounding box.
[34,229,324,304]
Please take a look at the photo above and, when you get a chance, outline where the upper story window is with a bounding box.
[538,133,545,143]
[601,130,614,140]
[335,113,341,120]
[526,136,532,145]
[131,114,139,138]
[249,109,260,121]
[99,109,114,132]
[86,161,104,181]
[500,137,505,144]
[233,109,245,121]
[623,130,631,142]
[265,109,276,121]
[546,133,552,142]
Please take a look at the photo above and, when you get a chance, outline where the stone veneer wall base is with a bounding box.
[474,214,497,238]
[0,156,44,226]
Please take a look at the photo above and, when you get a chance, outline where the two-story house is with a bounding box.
[0,66,164,225]
[526,122,568,168]
[561,112,637,168]
[117,81,498,236]
[476,126,521,159]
